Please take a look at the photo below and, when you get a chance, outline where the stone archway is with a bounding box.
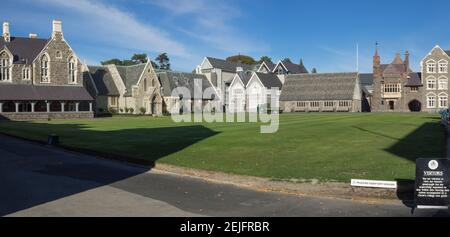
[409,100,422,112]
[150,93,162,115]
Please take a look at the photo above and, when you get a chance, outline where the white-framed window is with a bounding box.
[296,101,306,107]
[427,60,436,73]
[439,60,448,73]
[68,56,77,84]
[427,77,436,90]
[438,77,448,90]
[22,66,31,80]
[339,101,351,107]
[427,94,436,108]
[110,96,118,106]
[324,101,334,107]
[383,83,401,93]
[41,54,50,83]
[411,87,419,92]
[439,94,448,108]
[310,101,320,107]
[0,51,11,81]
[277,67,284,75]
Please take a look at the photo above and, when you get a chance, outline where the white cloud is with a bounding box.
[32,0,190,58]
[149,0,269,54]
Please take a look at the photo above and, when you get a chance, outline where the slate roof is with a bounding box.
[206,57,254,73]
[0,37,49,64]
[405,72,423,87]
[158,71,218,100]
[276,60,309,74]
[359,73,373,86]
[280,72,358,101]
[445,50,450,57]
[116,64,147,96]
[261,61,276,72]
[88,66,120,96]
[0,84,93,101]
[254,72,283,89]
[236,70,253,86]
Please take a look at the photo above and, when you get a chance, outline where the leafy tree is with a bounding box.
[282,58,292,63]
[101,58,123,66]
[258,56,273,64]
[156,53,171,70]
[131,53,148,64]
[122,60,136,66]
[311,68,318,73]
[226,55,256,65]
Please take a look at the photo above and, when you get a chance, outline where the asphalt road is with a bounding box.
[0,134,448,217]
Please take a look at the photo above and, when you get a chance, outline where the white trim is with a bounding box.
[272,61,288,74]
[0,47,13,82]
[40,53,51,83]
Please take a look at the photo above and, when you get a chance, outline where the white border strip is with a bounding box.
[351,179,397,189]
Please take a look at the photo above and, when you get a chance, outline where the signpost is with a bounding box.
[415,159,450,209]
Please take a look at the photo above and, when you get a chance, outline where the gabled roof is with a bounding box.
[259,61,276,72]
[253,72,283,89]
[0,37,49,64]
[116,64,147,96]
[405,72,423,87]
[157,71,218,100]
[359,73,373,86]
[205,57,254,73]
[280,72,359,101]
[236,70,253,86]
[88,66,120,96]
[274,60,309,74]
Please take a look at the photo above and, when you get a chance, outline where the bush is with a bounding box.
[129,108,134,114]
[124,107,129,113]
[98,108,104,113]
[108,107,117,114]
[119,108,124,113]
[139,107,146,115]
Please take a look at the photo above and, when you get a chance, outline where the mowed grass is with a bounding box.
[0,113,445,182]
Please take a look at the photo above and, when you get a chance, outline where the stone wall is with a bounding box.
[0,112,94,121]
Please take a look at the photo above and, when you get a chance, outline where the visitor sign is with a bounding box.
[415,159,450,209]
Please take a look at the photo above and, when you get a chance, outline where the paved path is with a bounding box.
[0,134,448,217]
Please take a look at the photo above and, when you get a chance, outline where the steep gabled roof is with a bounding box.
[157,71,218,100]
[88,66,120,96]
[0,37,49,64]
[254,72,283,89]
[259,61,276,72]
[405,72,423,87]
[359,73,373,86]
[116,64,147,96]
[205,57,254,73]
[275,60,309,74]
[236,70,253,86]
[280,72,358,101]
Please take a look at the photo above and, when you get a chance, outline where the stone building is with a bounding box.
[280,72,363,113]
[0,20,94,120]
[371,48,423,112]
[420,45,450,113]
[86,61,163,115]
[272,59,309,84]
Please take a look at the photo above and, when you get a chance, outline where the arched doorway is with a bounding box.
[151,96,157,115]
[409,100,422,112]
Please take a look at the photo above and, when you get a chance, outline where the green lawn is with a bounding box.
[0,113,445,182]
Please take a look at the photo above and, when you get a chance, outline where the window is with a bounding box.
[277,67,284,75]
[22,67,31,80]
[411,87,418,92]
[438,77,448,90]
[0,51,11,81]
[56,51,62,59]
[296,101,306,107]
[339,101,351,107]
[41,54,50,83]
[144,78,147,92]
[427,95,436,108]
[439,60,448,73]
[310,101,320,107]
[324,101,334,107]
[439,94,448,108]
[110,97,118,106]
[383,84,401,93]
[427,61,436,73]
[427,77,436,90]
[68,56,77,84]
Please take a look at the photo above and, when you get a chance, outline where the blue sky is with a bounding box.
[3,0,450,72]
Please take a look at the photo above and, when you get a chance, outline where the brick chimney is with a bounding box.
[3,21,10,42]
[52,20,63,38]
[404,50,410,72]
[29,33,38,39]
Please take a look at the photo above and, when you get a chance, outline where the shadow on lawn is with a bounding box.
[0,121,219,216]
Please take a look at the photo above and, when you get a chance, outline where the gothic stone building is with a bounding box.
[0,20,94,120]
[371,49,424,112]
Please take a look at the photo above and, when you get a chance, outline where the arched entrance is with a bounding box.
[409,100,422,112]
[151,96,157,115]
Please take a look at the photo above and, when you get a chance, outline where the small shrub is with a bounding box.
[139,107,146,115]
[119,108,124,113]
[108,107,117,114]
[98,108,104,113]
[124,107,130,113]
[129,108,134,114]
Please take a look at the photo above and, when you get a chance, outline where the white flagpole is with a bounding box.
[356,43,359,73]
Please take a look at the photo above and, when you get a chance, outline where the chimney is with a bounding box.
[52,20,62,38]
[3,21,10,42]
[29,33,38,39]
[236,61,243,72]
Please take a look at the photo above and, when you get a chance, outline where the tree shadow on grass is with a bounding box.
[0,121,219,216]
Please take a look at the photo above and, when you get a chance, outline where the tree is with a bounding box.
[226,55,256,65]
[131,53,148,64]
[311,68,317,73]
[282,58,292,63]
[101,58,123,66]
[156,53,171,70]
[258,56,273,64]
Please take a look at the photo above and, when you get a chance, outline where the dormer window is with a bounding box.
[427,61,436,73]
[0,51,11,81]
[68,56,77,84]
[41,54,50,83]
[277,67,284,75]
